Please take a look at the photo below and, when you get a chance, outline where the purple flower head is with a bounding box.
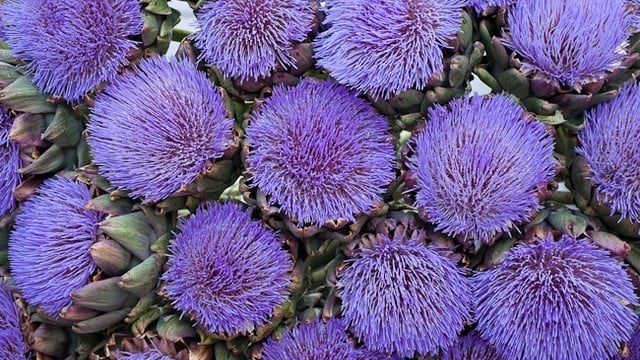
[116,349,172,360]
[0,281,29,359]
[577,83,640,224]
[472,235,638,360]
[623,322,640,360]
[466,0,514,12]
[0,109,20,218]
[408,94,555,246]
[440,331,503,360]
[161,202,292,335]
[504,0,632,89]
[246,79,395,226]
[314,0,465,99]
[0,0,142,102]
[194,0,314,82]
[338,228,473,357]
[261,319,360,360]
[8,177,103,317]
[88,56,234,203]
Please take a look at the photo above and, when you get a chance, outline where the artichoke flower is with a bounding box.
[315,0,479,131]
[0,0,142,103]
[0,280,29,359]
[191,0,320,99]
[473,234,638,360]
[473,0,637,120]
[243,78,395,240]
[566,83,640,239]
[439,331,503,360]
[405,94,556,250]
[161,201,292,345]
[261,318,361,360]
[87,56,239,204]
[0,108,20,219]
[337,211,473,357]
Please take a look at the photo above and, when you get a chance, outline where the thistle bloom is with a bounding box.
[88,57,234,202]
[0,281,28,359]
[261,319,360,360]
[504,0,631,89]
[246,79,395,226]
[162,202,291,335]
[0,109,20,218]
[440,331,503,360]
[116,349,172,360]
[473,235,638,360]
[0,0,142,102]
[338,230,473,357]
[194,0,314,81]
[408,94,555,246]
[314,0,465,99]
[576,83,640,223]
[467,0,513,12]
[8,177,103,317]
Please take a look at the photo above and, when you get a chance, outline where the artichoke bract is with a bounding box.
[473,0,637,120]
[243,78,396,240]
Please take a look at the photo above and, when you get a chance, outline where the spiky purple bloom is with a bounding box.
[8,177,103,317]
[408,94,555,246]
[621,322,640,360]
[162,202,291,335]
[0,281,28,359]
[261,319,360,360]
[504,0,631,89]
[194,0,314,82]
[338,230,473,357]
[314,0,465,99]
[473,235,638,360]
[246,79,395,226]
[88,57,234,202]
[116,349,172,360]
[577,83,640,224]
[0,109,20,218]
[0,0,142,102]
[440,331,503,360]
[466,0,513,12]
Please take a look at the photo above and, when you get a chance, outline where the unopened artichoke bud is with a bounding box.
[100,208,169,261]
[192,0,321,100]
[473,0,638,120]
[29,323,69,358]
[567,83,640,239]
[314,0,476,131]
[243,79,395,241]
[141,0,181,56]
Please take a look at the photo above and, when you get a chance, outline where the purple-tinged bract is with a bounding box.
[8,177,103,317]
[504,0,631,89]
[261,319,360,360]
[0,281,28,359]
[246,79,395,226]
[466,0,513,12]
[577,83,640,224]
[88,57,234,202]
[0,0,142,102]
[0,109,20,218]
[162,202,291,335]
[314,0,465,99]
[194,0,314,81]
[338,229,473,357]
[472,235,638,360]
[440,331,503,360]
[116,349,172,360]
[408,94,555,246]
